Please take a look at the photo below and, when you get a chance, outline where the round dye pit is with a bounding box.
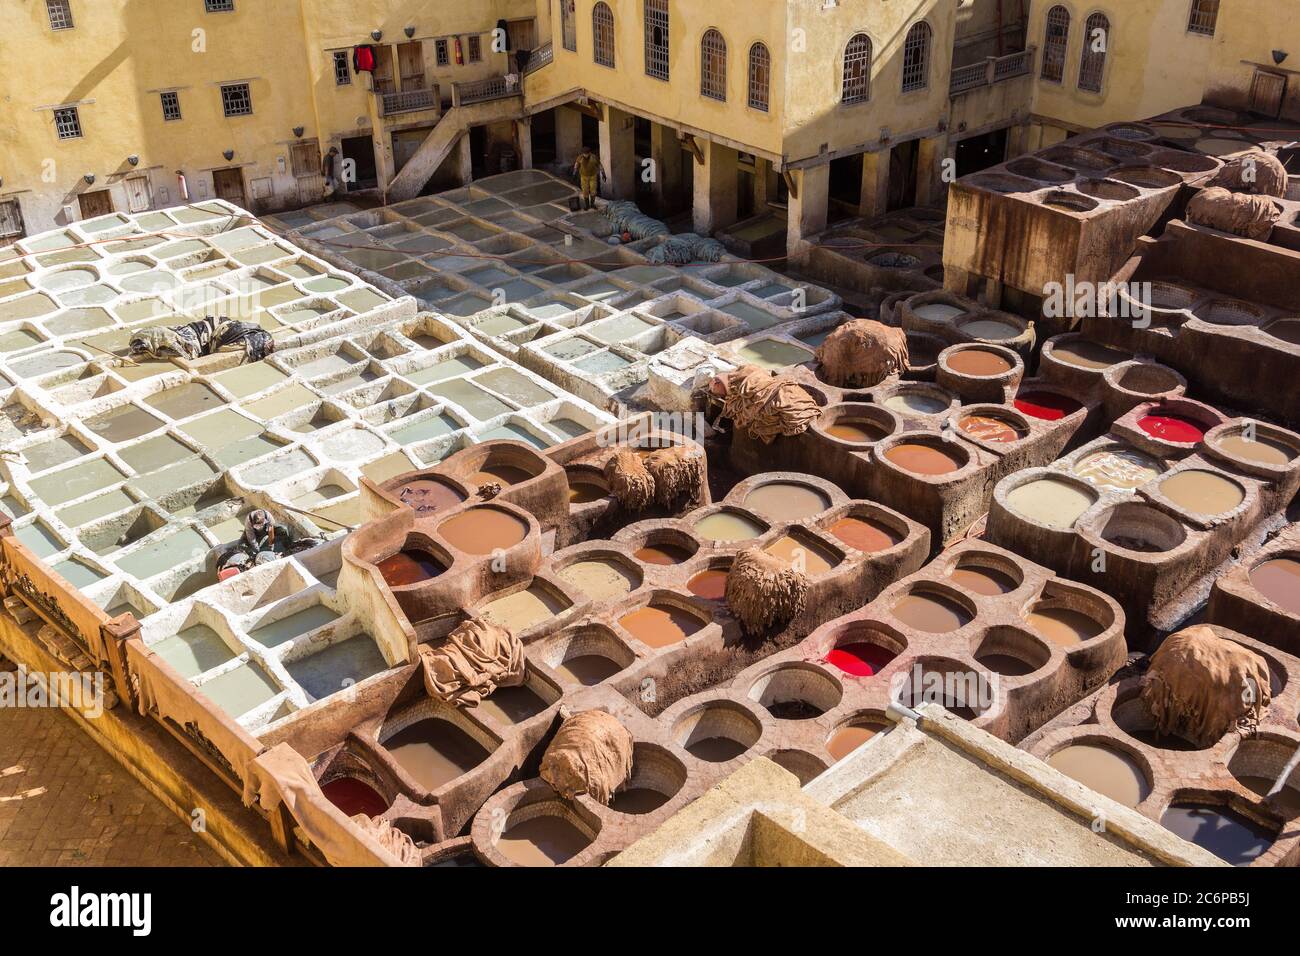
[743,482,831,521]
[827,516,901,553]
[765,534,839,575]
[1215,433,1296,468]
[619,604,704,648]
[825,419,889,443]
[826,722,886,762]
[1013,391,1083,421]
[892,591,972,633]
[1047,744,1150,808]
[675,704,761,763]
[557,559,639,600]
[1050,339,1130,370]
[884,442,963,476]
[1006,478,1097,530]
[1137,410,1206,443]
[397,480,467,514]
[610,787,671,815]
[686,568,728,600]
[1158,469,1244,516]
[1249,558,1300,614]
[377,549,446,586]
[568,480,607,503]
[885,392,951,415]
[825,640,897,677]
[1263,317,1300,345]
[959,317,1020,340]
[912,303,966,322]
[384,718,491,791]
[468,463,536,486]
[634,542,692,565]
[945,349,1013,377]
[957,413,1025,444]
[1160,804,1274,866]
[438,508,527,554]
[950,562,1019,596]
[1027,606,1102,646]
[554,654,623,686]
[694,511,765,543]
[749,665,842,720]
[321,777,389,817]
[498,813,592,867]
[1072,447,1165,490]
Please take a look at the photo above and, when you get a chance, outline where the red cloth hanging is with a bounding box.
[353,45,376,73]
[454,37,464,65]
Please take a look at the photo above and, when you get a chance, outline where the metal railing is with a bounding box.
[949,46,1036,95]
[379,87,440,117]
[452,75,520,107]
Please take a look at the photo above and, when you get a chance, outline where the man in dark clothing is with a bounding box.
[323,146,341,195]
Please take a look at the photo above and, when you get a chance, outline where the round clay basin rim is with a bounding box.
[690,505,770,540]
[955,310,1029,340]
[1106,360,1187,397]
[893,654,998,716]
[826,710,892,745]
[819,501,913,553]
[669,697,765,752]
[619,524,701,561]
[891,583,978,631]
[435,502,533,555]
[1025,588,1116,644]
[1042,731,1158,802]
[1247,550,1300,619]
[948,547,1028,592]
[457,443,547,482]
[970,624,1055,679]
[375,534,454,591]
[952,404,1031,445]
[746,660,845,714]
[816,401,900,444]
[539,622,637,672]
[1152,466,1249,519]
[1133,399,1224,441]
[939,343,1022,379]
[1203,421,1300,476]
[1156,788,1285,845]
[877,432,972,479]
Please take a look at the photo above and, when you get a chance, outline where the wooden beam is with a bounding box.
[782,169,798,200]
[680,133,704,165]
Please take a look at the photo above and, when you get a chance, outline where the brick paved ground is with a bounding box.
[0,700,224,867]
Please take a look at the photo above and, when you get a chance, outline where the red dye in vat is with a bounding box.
[377,550,445,586]
[321,777,389,817]
[1013,391,1082,421]
[824,642,896,677]
[1137,411,1205,443]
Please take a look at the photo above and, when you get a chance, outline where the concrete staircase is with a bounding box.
[386,96,524,201]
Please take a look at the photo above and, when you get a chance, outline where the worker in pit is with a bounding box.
[572,146,606,210]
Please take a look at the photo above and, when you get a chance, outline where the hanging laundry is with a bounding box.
[353,44,377,73]
[454,37,464,65]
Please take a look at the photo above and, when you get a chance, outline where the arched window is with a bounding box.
[701,29,727,101]
[593,3,615,67]
[748,43,771,112]
[842,34,872,104]
[560,0,576,53]
[1077,13,1110,93]
[1188,0,1220,36]
[644,0,669,80]
[901,22,932,92]
[1041,6,1070,82]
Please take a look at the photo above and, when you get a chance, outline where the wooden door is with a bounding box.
[373,45,397,94]
[508,18,537,51]
[124,176,152,213]
[397,41,425,91]
[0,199,25,242]
[78,189,114,219]
[1249,70,1287,118]
[212,167,246,206]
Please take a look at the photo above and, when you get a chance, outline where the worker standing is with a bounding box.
[572,146,605,210]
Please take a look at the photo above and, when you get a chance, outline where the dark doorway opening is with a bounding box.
[531,109,557,167]
[828,153,863,221]
[581,114,599,152]
[888,140,919,211]
[470,126,488,179]
[955,128,1009,178]
[341,136,378,191]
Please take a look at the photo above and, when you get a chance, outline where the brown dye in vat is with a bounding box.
[1216,434,1294,467]
[957,414,1024,444]
[568,481,606,503]
[687,569,728,600]
[685,736,748,762]
[610,788,670,814]
[950,565,1017,595]
[468,463,534,486]
[555,654,622,686]
[828,516,900,553]
[398,480,465,514]
[634,543,691,565]
[885,443,962,476]
[377,550,445,586]
[1249,558,1300,614]
[946,349,1013,376]
[976,653,1037,677]
[892,592,971,632]
[384,718,490,791]
[557,559,637,600]
[1051,339,1130,370]
[744,482,831,521]
[438,509,527,554]
[827,723,881,762]
[765,534,838,575]
[1159,470,1243,516]
[1027,607,1101,646]
[695,511,765,542]
[497,816,591,866]
[476,684,549,724]
[1048,744,1150,807]
[619,605,703,648]
[826,420,888,443]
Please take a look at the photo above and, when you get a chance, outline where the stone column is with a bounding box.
[649,122,683,216]
[915,133,948,207]
[692,139,738,235]
[786,163,830,257]
[555,105,583,166]
[599,105,637,201]
[454,133,473,185]
[858,149,890,219]
[515,118,533,169]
